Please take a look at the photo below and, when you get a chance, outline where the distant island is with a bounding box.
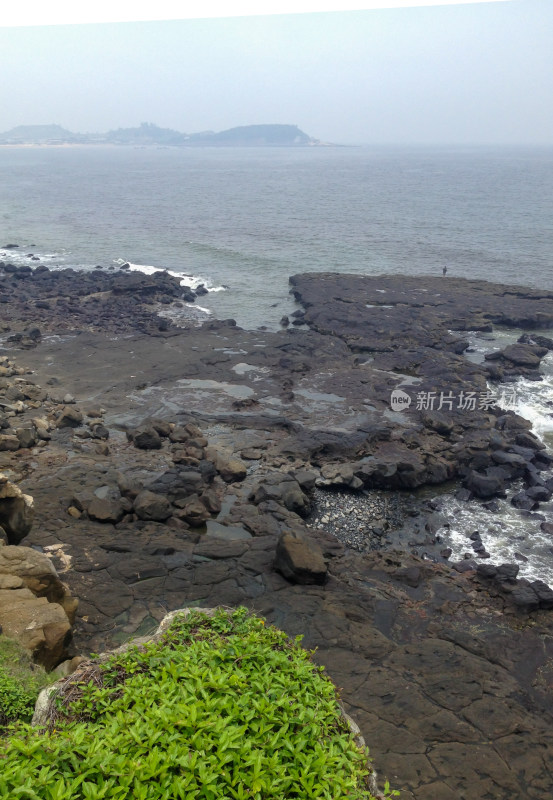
[0,122,327,147]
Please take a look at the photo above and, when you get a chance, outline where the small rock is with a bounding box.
[87,497,125,524]
[57,406,84,429]
[132,426,162,450]
[133,490,172,522]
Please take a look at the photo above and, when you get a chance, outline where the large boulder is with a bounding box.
[274,531,327,585]
[0,588,72,669]
[0,473,34,544]
[499,343,547,368]
[0,545,77,620]
[0,546,76,669]
[464,470,505,499]
[147,468,206,502]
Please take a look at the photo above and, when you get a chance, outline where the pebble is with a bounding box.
[307,487,411,552]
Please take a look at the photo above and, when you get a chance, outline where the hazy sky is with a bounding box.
[1,0,551,144]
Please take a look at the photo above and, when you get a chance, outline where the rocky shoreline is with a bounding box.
[2,259,553,798]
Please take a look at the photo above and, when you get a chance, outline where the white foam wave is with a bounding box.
[156,302,212,329]
[437,495,553,585]
[495,355,553,441]
[114,259,226,294]
[436,346,553,584]
[0,248,63,264]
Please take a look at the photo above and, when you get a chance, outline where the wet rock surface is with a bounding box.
[2,269,553,797]
[0,262,195,336]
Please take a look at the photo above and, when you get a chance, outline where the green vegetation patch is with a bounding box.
[0,636,53,730]
[0,608,386,799]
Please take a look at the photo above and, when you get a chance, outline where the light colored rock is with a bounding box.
[0,545,76,667]
[0,544,76,620]
[32,685,60,726]
[0,434,20,451]
[52,655,86,679]
[56,405,84,428]
[0,589,71,670]
[0,573,24,589]
[31,416,51,431]
[16,427,37,449]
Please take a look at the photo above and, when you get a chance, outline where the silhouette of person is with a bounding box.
[442,266,447,276]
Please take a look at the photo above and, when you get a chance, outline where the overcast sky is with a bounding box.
[1,0,551,144]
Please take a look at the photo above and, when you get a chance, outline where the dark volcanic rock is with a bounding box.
[465,471,505,499]
[510,585,540,613]
[0,263,195,336]
[530,580,553,610]
[251,475,310,516]
[499,343,547,368]
[526,485,552,502]
[511,491,538,511]
[131,426,162,450]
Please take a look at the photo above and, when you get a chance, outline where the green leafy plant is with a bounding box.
[0,636,54,730]
[0,608,397,799]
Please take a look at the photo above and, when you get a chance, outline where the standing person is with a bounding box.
[442,266,447,276]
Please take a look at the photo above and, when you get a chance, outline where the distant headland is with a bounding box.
[0,122,329,147]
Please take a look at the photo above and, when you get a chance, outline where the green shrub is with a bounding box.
[0,607,391,799]
[0,637,53,729]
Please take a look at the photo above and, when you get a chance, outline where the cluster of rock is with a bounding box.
[0,475,76,669]
[484,333,553,380]
[0,260,199,336]
[0,353,50,453]
[460,419,553,504]
[65,421,249,531]
[0,356,113,536]
[475,561,553,613]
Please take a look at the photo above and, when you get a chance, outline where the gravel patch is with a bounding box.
[307,487,414,551]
